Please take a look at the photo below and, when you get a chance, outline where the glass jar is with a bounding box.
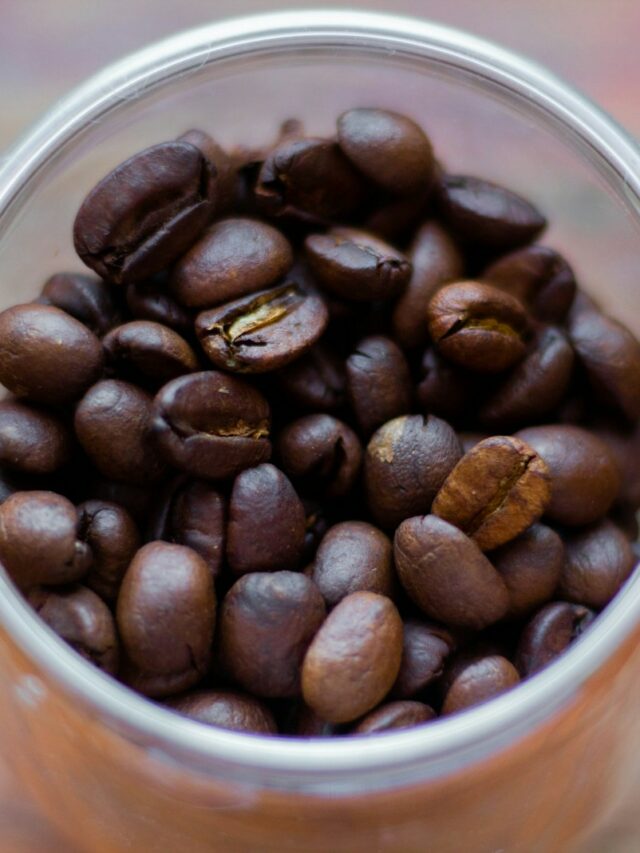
[0,10,639,852]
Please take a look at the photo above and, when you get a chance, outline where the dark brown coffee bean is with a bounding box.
[219,571,326,697]
[363,190,430,242]
[301,591,403,723]
[437,175,546,251]
[165,689,277,734]
[196,282,328,373]
[427,281,529,373]
[117,542,215,696]
[0,491,91,589]
[126,278,193,335]
[491,524,564,618]
[288,703,336,738]
[304,228,411,302]
[483,245,576,322]
[392,620,455,699]
[167,481,226,579]
[337,108,434,195]
[441,654,520,714]
[151,371,271,480]
[38,272,120,336]
[275,344,346,412]
[593,421,640,509]
[365,415,462,529]
[311,521,394,607]
[28,585,119,675]
[278,414,362,499]
[352,700,436,735]
[432,436,551,551]
[559,520,636,608]
[516,425,620,526]
[0,304,103,404]
[227,464,306,575]
[76,380,167,485]
[103,320,198,387]
[78,500,140,603]
[516,601,595,677]
[0,400,72,475]
[345,336,412,435]
[89,478,154,527]
[177,129,236,215]
[73,141,215,284]
[416,349,477,424]
[394,515,509,629]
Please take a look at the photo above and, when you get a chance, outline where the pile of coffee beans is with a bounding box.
[0,108,638,738]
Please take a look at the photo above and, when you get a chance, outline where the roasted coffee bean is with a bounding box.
[301,591,403,723]
[432,435,551,550]
[76,380,167,485]
[516,601,595,677]
[559,520,636,608]
[352,700,436,735]
[89,478,154,527]
[437,175,546,251]
[516,425,620,526]
[38,272,120,336]
[311,521,394,607]
[103,321,198,387]
[392,620,455,699]
[288,703,336,737]
[416,349,477,423]
[593,420,640,509]
[165,689,277,734]
[345,336,412,435]
[78,500,140,603]
[394,515,509,629]
[278,414,362,499]
[219,571,326,697]
[305,228,411,302]
[126,278,193,335]
[171,218,293,308]
[491,524,564,618]
[28,585,119,675]
[275,344,346,412]
[167,481,226,578]
[74,141,215,284]
[301,499,329,563]
[152,371,270,479]
[0,304,104,404]
[196,282,328,373]
[177,129,236,215]
[337,108,435,195]
[363,190,430,242]
[483,245,576,322]
[441,654,520,714]
[117,542,215,696]
[427,281,529,373]
[227,464,305,575]
[0,400,73,475]
[0,491,91,589]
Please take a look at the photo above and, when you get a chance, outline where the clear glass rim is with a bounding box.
[0,9,639,793]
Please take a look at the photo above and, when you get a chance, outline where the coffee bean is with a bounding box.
[394,515,509,629]
[351,700,436,735]
[337,108,435,195]
[219,571,326,697]
[441,654,520,714]
[345,336,412,435]
[0,400,73,475]
[416,348,478,424]
[301,591,403,723]
[177,129,236,215]
[0,491,91,589]
[166,480,226,579]
[301,499,329,563]
[74,141,215,284]
[288,703,336,737]
[171,218,293,308]
[275,344,346,412]
[516,601,595,677]
[78,500,140,603]
[103,320,198,388]
[151,371,271,479]
[227,463,306,575]
[593,420,640,509]
[38,272,120,336]
[392,620,455,699]
[363,190,430,242]
[516,425,620,526]
[126,278,193,335]
[165,689,277,734]
[89,478,154,527]
[28,585,119,675]
[427,281,529,373]
[0,304,104,404]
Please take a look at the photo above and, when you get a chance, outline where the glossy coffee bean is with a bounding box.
[227,464,306,575]
[278,414,362,499]
[301,591,403,723]
[416,349,477,424]
[337,108,434,195]
[352,700,436,735]
[76,380,167,484]
[516,425,620,526]
[151,372,271,480]
[275,344,346,412]
[126,278,193,335]
[177,129,236,215]
[171,218,293,308]
[38,272,120,336]
[0,400,73,475]
[0,304,104,404]
[593,421,640,509]
[196,282,328,373]
[78,500,140,603]
[167,481,226,579]
[427,281,529,373]
[365,415,463,529]
[437,175,546,251]
[29,585,119,675]
[165,689,277,735]
[432,436,551,551]
[74,141,215,284]
[345,336,412,435]
[394,515,509,629]
[441,654,520,714]
[516,601,595,677]
[0,491,91,589]
[219,571,326,697]
[311,521,394,607]
[103,320,198,388]
[392,620,455,699]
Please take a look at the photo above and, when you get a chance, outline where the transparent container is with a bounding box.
[0,10,639,852]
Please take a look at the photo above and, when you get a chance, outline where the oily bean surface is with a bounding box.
[352,700,436,735]
[38,272,120,336]
[165,689,277,735]
[0,400,73,475]
[346,336,412,436]
[392,620,455,699]
[177,129,236,215]
[126,279,193,335]
[416,349,478,424]
[275,344,346,413]
[167,481,227,578]
[103,321,198,387]
[78,500,140,603]
[516,601,595,677]
[442,655,520,715]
